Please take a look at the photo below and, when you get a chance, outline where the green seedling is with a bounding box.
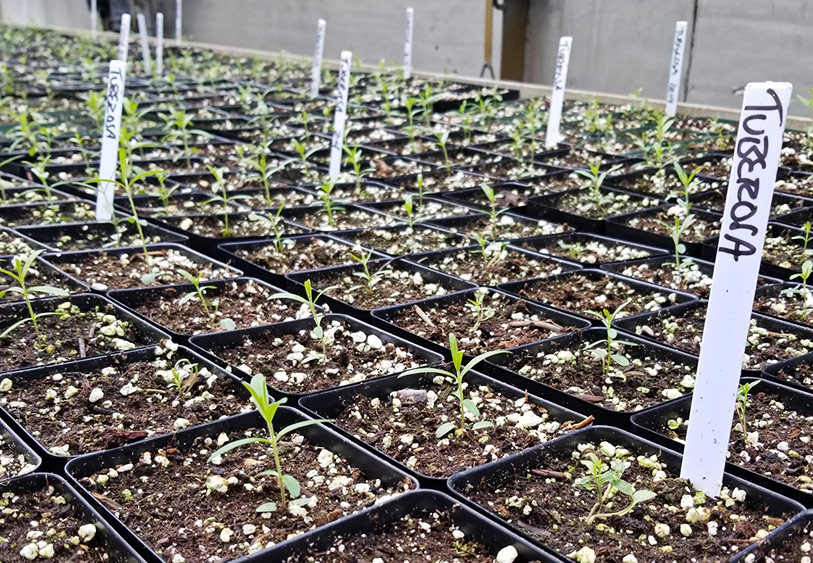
[317,180,344,227]
[168,358,200,399]
[576,452,657,525]
[349,247,379,290]
[402,194,416,228]
[434,131,452,171]
[398,333,507,438]
[268,280,334,361]
[0,250,68,340]
[466,288,495,332]
[735,380,760,439]
[203,165,251,236]
[573,161,623,210]
[793,221,813,264]
[177,268,233,329]
[344,144,374,189]
[480,183,503,226]
[783,260,813,319]
[208,374,329,511]
[585,298,637,375]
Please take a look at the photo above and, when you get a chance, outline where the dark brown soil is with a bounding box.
[754,287,813,328]
[339,226,468,256]
[373,199,474,223]
[127,279,305,335]
[51,248,236,291]
[615,260,714,298]
[204,319,427,394]
[657,389,813,494]
[234,237,360,275]
[539,188,659,220]
[0,202,95,227]
[466,158,552,180]
[762,232,807,272]
[0,430,36,479]
[0,261,82,304]
[629,306,813,370]
[744,518,811,561]
[0,301,155,373]
[26,224,173,251]
[462,438,792,562]
[514,271,681,318]
[620,208,720,243]
[365,157,434,180]
[522,236,656,265]
[165,212,306,240]
[333,377,585,477]
[385,169,484,193]
[537,148,625,170]
[414,246,568,285]
[505,335,697,412]
[286,208,399,232]
[283,508,521,562]
[439,214,567,242]
[329,182,405,203]
[0,230,37,256]
[307,263,459,310]
[0,482,118,561]
[386,290,580,355]
[0,347,249,456]
[775,361,813,392]
[775,173,813,198]
[78,427,414,563]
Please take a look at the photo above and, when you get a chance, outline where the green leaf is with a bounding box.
[256,501,278,513]
[611,354,630,367]
[208,436,269,461]
[276,418,332,441]
[140,272,160,285]
[435,422,456,438]
[472,420,494,431]
[460,349,510,377]
[220,318,236,331]
[462,398,480,417]
[613,479,634,496]
[29,286,69,297]
[397,366,454,379]
[281,474,301,499]
[632,490,657,503]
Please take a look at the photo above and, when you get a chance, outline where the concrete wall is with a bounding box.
[1,0,91,29]
[181,0,502,79]
[522,0,813,115]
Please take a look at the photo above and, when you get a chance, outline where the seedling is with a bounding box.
[664,210,695,270]
[793,221,813,264]
[585,298,637,375]
[256,203,286,254]
[153,171,181,215]
[203,165,251,236]
[0,250,68,340]
[573,161,623,210]
[576,452,657,525]
[398,333,507,438]
[782,259,813,319]
[405,97,418,145]
[208,374,329,511]
[349,247,379,290]
[268,280,334,361]
[480,183,503,226]
[418,83,435,126]
[434,131,452,171]
[415,172,425,206]
[672,161,707,207]
[471,233,508,270]
[168,358,200,399]
[735,380,760,439]
[177,268,233,329]
[466,288,495,332]
[344,144,374,189]
[317,180,344,227]
[247,152,294,207]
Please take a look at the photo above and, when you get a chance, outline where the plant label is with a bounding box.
[176,0,183,46]
[95,60,127,222]
[680,82,792,497]
[155,12,164,77]
[136,13,152,75]
[90,0,98,40]
[310,18,327,98]
[665,21,688,117]
[117,13,131,63]
[403,7,414,80]
[329,50,353,182]
[544,36,572,148]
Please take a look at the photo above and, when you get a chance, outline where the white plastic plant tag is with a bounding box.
[155,12,164,77]
[403,7,414,80]
[665,21,688,117]
[310,18,327,98]
[136,13,152,75]
[328,50,353,182]
[175,0,183,46]
[90,0,98,40]
[544,36,572,148]
[680,82,792,497]
[95,60,127,222]
[117,13,131,63]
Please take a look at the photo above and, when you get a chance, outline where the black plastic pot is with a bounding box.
[371,287,591,358]
[615,300,813,374]
[380,166,494,196]
[16,220,188,251]
[2,472,146,562]
[426,211,573,244]
[287,257,477,319]
[0,200,99,228]
[41,242,241,293]
[331,222,470,259]
[1,252,88,297]
[738,509,813,560]
[606,205,722,260]
[441,180,560,215]
[483,327,700,427]
[515,231,667,268]
[498,268,698,324]
[358,195,483,223]
[108,276,293,340]
[64,407,418,563]
[447,425,806,561]
[189,313,443,400]
[407,242,580,287]
[762,352,813,394]
[0,225,48,258]
[217,233,386,288]
[527,186,665,234]
[0,417,41,478]
[298,367,587,486]
[0,293,170,375]
[631,376,813,506]
[0,344,252,471]
[264,489,558,561]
